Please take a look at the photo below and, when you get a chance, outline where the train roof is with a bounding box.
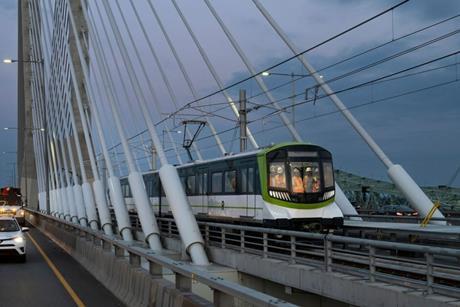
[140,142,326,176]
[171,148,260,170]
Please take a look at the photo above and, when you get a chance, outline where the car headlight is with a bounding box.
[17,209,24,216]
[13,236,24,244]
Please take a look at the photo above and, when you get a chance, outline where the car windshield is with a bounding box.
[0,220,19,232]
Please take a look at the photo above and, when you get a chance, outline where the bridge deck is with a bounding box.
[0,227,122,307]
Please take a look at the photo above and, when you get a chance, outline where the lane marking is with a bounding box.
[27,232,86,307]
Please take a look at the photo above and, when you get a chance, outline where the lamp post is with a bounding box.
[262,71,321,129]
[3,58,48,213]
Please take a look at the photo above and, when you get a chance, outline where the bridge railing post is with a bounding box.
[290,236,296,264]
[240,230,245,253]
[102,240,112,252]
[205,225,210,243]
[221,228,226,249]
[324,237,332,272]
[263,233,268,258]
[369,246,376,282]
[149,260,163,279]
[168,219,172,237]
[425,252,434,295]
[115,245,125,257]
[129,252,141,267]
[213,288,235,307]
[176,273,192,292]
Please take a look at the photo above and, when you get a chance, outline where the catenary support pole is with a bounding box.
[239,90,247,152]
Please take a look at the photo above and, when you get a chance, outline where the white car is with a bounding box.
[0,217,28,262]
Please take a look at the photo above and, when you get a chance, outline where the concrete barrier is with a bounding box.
[26,212,211,307]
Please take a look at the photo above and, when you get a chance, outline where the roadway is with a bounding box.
[0,227,122,307]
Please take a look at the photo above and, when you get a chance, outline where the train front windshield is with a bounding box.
[267,145,335,204]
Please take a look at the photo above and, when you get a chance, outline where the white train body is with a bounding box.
[121,143,344,228]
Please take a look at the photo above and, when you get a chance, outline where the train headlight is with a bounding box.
[17,209,25,216]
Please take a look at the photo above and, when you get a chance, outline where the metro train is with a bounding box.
[120,143,344,230]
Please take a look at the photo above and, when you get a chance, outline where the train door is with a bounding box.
[240,166,256,218]
[208,169,224,216]
[196,167,208,215]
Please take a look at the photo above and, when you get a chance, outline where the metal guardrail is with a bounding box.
[344,214,460,225]
[134,215,460,298]
[28,210,296,307]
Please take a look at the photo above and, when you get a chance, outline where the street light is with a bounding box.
[3,58,48,213]
[4,127,45,131]
[3,58,43,64]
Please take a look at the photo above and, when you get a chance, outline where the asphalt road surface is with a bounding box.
[0,227,123,307]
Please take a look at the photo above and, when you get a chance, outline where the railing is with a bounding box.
[344,214,460,225]
[27,210,296,307]
[147,216,460,298]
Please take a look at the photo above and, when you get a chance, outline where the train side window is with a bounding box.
[197,173,208,195]
[197,174,203,195]
[180,177,187,192]
[186,176,196,195]
[224,170,236,193]
[122,182,131,197]
[212,172,223,193]
[323,162,334,188]
[240,168,248,193]
[240,168,254,194]
[150,177,158,197]
[145,180,152,197]
[255,168,260,193]
[248,167,254,193]
[201,173,208,195]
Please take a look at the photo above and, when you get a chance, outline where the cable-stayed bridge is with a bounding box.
[5,0,460,306]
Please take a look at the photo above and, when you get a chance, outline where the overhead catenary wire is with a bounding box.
[162,77,459,160]
[187,27,460,113]
[159,0,410,123]
[170,53,459,152]
[105,55,459,160]
[253,50,460,122]
[105,6,457,157]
